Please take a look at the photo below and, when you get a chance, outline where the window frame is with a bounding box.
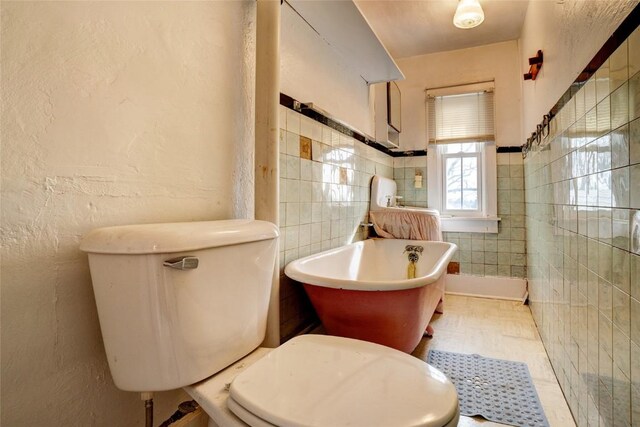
[426,83,499,233]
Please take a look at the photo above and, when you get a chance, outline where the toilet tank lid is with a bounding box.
[80,220,279,254]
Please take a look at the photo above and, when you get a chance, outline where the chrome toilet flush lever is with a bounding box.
[163,256,199,270]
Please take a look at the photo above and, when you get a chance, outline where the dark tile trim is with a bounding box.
[496,146,524,153]
[549,4,640,118]
[522,4,640,156]
[281,93,529,158]
[391,149,428,158]
[280,93,425,158]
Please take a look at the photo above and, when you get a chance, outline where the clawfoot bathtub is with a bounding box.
[284,238,457,353]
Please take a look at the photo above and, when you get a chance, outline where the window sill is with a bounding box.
[440,216,500,233]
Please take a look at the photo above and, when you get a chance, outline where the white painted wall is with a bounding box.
[280,2,374,136]
[1,2,256,425]
[519,0,638,139]
[395,40,522,151]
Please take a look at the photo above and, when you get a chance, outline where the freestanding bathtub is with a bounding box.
[284,238,457,353]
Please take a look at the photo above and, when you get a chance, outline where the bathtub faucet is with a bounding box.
[404,245,424,254]
[404,245,424,262]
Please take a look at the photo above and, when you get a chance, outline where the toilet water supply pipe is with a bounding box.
[254,0,281,348]
[141,392,153,427]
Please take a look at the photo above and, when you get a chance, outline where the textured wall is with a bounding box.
[393,153,527,279]
[525,27,640,426]
[395,40,522,151]
[278,107,393,340]
[520,0,638,140]
[1,2,256,425]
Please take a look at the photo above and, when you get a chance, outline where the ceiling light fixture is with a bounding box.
[453,0,485,29]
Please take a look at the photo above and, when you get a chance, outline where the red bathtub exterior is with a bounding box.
[303,274,446,353]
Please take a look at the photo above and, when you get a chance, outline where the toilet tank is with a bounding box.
[80,220,279,392]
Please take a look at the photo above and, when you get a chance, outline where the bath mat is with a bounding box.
[427,350,549,427]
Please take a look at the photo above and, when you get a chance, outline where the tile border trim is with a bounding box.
[496,146,523,153]
[280,93,521,158]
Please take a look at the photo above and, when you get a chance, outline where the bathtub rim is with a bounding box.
[284,238,458,291]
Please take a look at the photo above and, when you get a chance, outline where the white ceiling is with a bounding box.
[355,0,530,59]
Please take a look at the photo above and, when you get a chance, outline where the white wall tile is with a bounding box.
[299,181,312,203]
[300,202,312,225]
[509,153,524,165]
[299,224,311,246]
[286,155,300,179]
[497,153,510,165]
[300,116,314,139]
[279,105,287,130]
[285,179,299,202]
[284,226,299,250]
[286,109,300,134]
[300,158,313,181]
[285,203,299,226]
[312,161,322,182]
[321,125,332,145]
[311,202,322,223]
[286,131,299,156]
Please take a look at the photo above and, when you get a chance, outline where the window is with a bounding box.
[426,83,498,232]
[441,142,483,213]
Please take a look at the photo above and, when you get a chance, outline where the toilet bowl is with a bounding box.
[80,220,459,427]
[189,335,459,427]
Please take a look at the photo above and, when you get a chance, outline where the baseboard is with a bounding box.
[445,274,527,301]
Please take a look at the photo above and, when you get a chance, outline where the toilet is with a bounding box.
[80,220,460,427]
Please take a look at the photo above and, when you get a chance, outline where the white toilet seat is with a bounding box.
[227,395,459,427]
[227,335,459,427]
[227,396,276,427]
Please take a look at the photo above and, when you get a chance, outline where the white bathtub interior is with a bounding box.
[285,239,457,290]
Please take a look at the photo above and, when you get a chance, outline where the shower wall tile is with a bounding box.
[392,152,526,279]
[524,25,640,427]
[393,156,428,207]
[278,107,393,341]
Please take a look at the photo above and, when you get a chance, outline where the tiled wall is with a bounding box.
[393,156,429,207]
[278,106,393,341]
[393,153,527,278]
[524,28,640,427]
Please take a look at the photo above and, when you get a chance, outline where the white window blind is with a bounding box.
[428,90,494,143]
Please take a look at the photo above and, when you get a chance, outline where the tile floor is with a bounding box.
[412,295,576,427]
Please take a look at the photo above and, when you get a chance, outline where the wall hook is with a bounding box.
[524,50,543,81]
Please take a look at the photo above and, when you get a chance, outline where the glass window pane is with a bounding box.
[445,157,462,210]
[445,143,462,153]
[462,191,478,210]
[461,157,478,210]
[440,142,481,154]
[460,142,480,153]
[462,157,478,189]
